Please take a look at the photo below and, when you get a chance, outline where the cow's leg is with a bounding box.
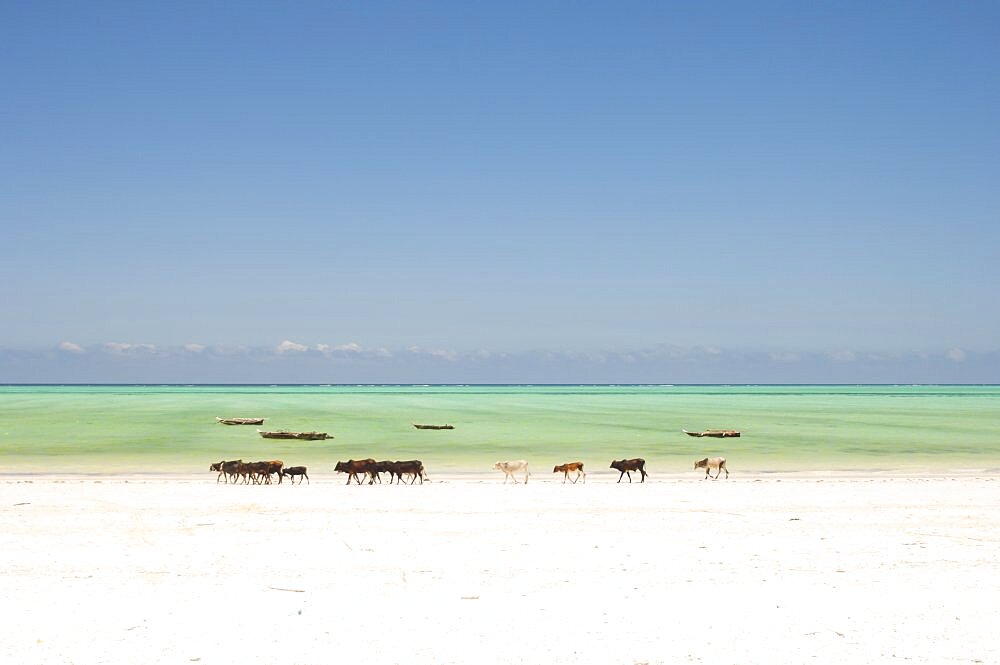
[304,472,310,485]
[563,472,568,484]
[617,471,625,483]
[704,468,710,479]
[722,465,729,479]
[640,468,647,483]
[581,470,586,484]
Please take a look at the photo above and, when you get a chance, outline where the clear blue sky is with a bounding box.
[2,1,998,382]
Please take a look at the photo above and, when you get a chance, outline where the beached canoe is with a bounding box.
[216,417,265,425]
[257,430,334,441]
[412,423,455,430]
[683,429,741,438]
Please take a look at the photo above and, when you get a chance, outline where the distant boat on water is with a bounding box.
[683,429,741,438]
[257,429,334,440]
[413,423,455,430]
[217,417,265,425]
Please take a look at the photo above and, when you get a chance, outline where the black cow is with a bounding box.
[610,458,647,483]
[280,466,309,485]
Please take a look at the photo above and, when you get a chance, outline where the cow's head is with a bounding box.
[694,458,708,469]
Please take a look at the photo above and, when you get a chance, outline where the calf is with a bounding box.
[610,458,647,483]
[493,460,529,484]
[335,459,377,485]
[694,456,729,480]
[553,461,586,484]
[281,466,309,485]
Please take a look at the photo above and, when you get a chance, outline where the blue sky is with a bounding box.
[2,2,998,382]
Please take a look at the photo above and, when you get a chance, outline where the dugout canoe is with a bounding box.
[257,429,334,441]
[683,429,741,438]
[216,417,266,425]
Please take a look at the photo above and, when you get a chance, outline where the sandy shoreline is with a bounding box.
[3,473,998,664]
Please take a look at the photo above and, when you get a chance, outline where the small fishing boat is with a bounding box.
[257,430,334,441]
[216,417,266,425]
[412,423,455,430]
[683,429,741,438]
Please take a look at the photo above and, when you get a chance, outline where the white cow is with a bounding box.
[493,460,529,484]
[694,456,729,479]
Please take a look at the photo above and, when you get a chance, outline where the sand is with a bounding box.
[2,471,998,664]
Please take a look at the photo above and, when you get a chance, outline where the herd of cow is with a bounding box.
[209,455,729,485]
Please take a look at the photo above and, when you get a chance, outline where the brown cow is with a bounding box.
[335,459,377,485]
[263,459,284,484]
[610,458,647,483]
[553,462,586,484]
[280,466,309,485]
[389,460,428,485]
[242,461,270,484]
[694,456,729,480]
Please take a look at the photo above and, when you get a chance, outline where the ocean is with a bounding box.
[1,384,998,475]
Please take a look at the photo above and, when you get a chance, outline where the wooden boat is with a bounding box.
[412,423,455,430]
[216,417,265,425]
[683,429,741,438]
[257,429,334,441]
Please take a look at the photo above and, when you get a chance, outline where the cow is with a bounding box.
[214,459,241,484]
[694,456,729,480]
[280,466,309,485]
[242,461,270,484]
[335,459,377,485]
[553,461,586,484]
[372,460,395,484]
[493,460,529,484]
[390,460,428,485]
[610,458,647,483]
[263,459,284,484]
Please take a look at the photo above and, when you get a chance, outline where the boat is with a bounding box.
[683,429,741,438]
[216,417,266,425]
[257,430,334,441]
[412,423,455,430]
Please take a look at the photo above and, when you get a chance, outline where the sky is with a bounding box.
[2,1,998,383]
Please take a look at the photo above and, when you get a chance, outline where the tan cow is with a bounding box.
[694,456,729,479]
[493,460,529,484]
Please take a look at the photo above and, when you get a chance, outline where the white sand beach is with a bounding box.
[2,471,998,664]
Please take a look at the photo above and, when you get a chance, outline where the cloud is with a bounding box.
[184,343,206,353]
[314,342,393,358]
[768,351,800,363]
[103,342,157,354]
[407,346,459,362]
[58,342,85,354]
[827,350,857,362]
[946,348,967,362]
[276,340,309,354]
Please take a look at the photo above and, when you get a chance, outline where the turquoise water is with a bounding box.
[1,385,999,474]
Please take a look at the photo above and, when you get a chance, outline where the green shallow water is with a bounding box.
[1,385,999,474]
